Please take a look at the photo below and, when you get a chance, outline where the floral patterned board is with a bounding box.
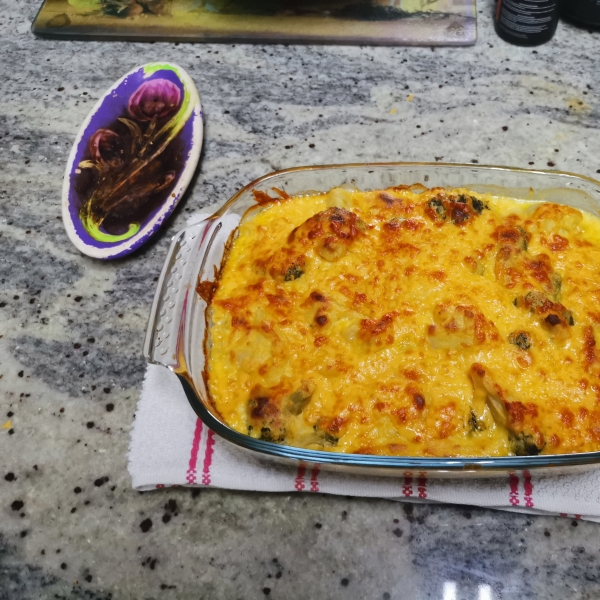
[32,0,476,46]
[62,63,202,259]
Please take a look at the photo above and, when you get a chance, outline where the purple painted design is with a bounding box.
[64,63,202,260]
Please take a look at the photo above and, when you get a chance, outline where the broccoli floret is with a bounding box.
[470,409,482,432]
[312,426,338,447]
[321,432,339,446]
[285,381,316,416]
[552,273,562,301]
[456,194,488,214]
[428,198,446,220]
[470,196,488,214]
[518,227,528,251]
[508,331,533,351]
[284,265,304,281]
[259,427,284,443]
[510,431,543,456]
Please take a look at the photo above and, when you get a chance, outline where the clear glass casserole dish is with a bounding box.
[144,162,600,478]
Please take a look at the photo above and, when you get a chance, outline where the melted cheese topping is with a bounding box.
[206,186,600,457]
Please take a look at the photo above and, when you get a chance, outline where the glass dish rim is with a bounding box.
[209,160,600,218]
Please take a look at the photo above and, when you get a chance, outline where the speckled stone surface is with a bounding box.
[3,1,600,598]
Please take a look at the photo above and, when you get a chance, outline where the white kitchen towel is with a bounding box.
[128,214,600,522]
[129,364,600,522]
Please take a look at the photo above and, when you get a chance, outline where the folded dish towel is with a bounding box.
[128,215,600,522]
[129,364,600,521]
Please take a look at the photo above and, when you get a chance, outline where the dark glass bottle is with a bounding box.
[562,0,600,26]
[494,0,560,46]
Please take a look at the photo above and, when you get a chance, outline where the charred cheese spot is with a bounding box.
[428,303,499,349]
[359,312,398,345]
[543,233,569,252]
[288,206,366,262]
[515,291,574,340]
[315,314,328,327]
[207,186,600,457]
[425,193,484,226]
[248,387,285,442]
[583,326,597,372]
[493,224,530,251]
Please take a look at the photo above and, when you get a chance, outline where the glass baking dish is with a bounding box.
[144,162,600,478]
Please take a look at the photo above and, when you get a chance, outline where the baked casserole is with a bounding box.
[204,184,600,458]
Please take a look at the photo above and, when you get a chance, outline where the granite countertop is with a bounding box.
[3,1,600,598]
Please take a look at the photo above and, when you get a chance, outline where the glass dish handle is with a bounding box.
[143,218,216,370]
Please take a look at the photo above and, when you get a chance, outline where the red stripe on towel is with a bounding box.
[201,429,216,485]
[509,473,520,506]
[295,466,306,491]
[417,473,428,499]
[186,418,204,485]
[523,470,534,508]
[310,466,320,492]
[402,472,414,498]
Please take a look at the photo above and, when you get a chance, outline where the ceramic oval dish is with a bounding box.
[62,62,202,259]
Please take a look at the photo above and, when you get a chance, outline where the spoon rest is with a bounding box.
[62,62,202,259]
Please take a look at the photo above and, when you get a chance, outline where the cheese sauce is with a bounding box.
[206,186,600,457]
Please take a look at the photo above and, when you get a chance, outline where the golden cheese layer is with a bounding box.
[206,185,600,457]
